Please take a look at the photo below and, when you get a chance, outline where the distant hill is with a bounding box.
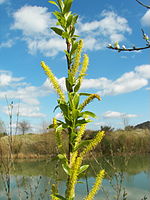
[135,121,150,130]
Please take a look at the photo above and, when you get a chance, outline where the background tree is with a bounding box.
[18,120,31,135]
[0,119,7,136]
[100,125,114,133]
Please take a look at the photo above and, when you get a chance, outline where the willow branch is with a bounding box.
[107,45,150,52]
[135,0,150,9]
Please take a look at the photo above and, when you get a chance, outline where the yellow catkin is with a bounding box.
[41,61,65,102]
[66,156,82,199]
[84,170,105,200]
[79,94,101,111]
[79,54,89,80]
[71,40,83,77]
[53,118,63,151]
[75,124,86,148]
[81,131,105,157]
[53,117,57,128]
[70,151,78,168]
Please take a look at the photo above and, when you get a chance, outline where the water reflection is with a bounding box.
[0,154,150,200]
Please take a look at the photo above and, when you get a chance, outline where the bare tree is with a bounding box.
[18,120,31,135]
[0,119,6,135]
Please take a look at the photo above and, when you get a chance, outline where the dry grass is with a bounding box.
[0,129,150,158]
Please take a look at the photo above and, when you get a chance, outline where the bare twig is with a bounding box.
[135,0,150,9]
[107,29,150,52]
[108,45,150,52]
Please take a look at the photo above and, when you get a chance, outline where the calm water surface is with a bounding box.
[0,154,150,200]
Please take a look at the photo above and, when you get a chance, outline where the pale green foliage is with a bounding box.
[41,0,105,199]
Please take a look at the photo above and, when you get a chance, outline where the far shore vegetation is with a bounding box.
[0,123,150,159]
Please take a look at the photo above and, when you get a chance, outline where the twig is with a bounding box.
[135,0,150,9]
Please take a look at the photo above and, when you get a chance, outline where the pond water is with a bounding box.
[0,154,150,200]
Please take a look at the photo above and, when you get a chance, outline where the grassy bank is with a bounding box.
[0,128,150,159]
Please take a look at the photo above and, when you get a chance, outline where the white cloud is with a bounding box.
[146,87,150,90]
[11,6,132,56]
[43,77,66,91]
[11,6,53,36]
[135,64,150,79]
[0,0,6,4]
[26,37,65,56]
[0,71,25,87]
[82,64,150,96]
[103,71,148,95]
[43,64,150,96]
[103,111,138,119]
[141,10,150,27]
[3,103,45,118]
[0,40,14,48]
[11,5,65,56]
[55,112,63,120]
[78,10,132,50]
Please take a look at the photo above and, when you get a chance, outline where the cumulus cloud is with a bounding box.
[0,40,14,48]
[43,64,150,96]
[103,111,138,119]
[11,6,132,56]
[0,71,25,87]
[55,112,63,120]
[78,10,132,50]
[3,103,45,118]
[11,5,66,56]
[0,0,6,4]
[83,65,150,95]
[141,10,150,27]
[1,64,149,118]
[11,6,53,36]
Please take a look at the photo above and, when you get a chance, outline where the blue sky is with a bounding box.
[0,0,150,132]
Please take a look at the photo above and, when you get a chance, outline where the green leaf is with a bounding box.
[73,93,80,108]
[48,1,59,8]
[53,105,60,112]
[48,123,54,129]
[56,124,63,132]
[65,78,72,92]
[74,140,91,151]
[56,0,64,11]
[66,14,73,27]
[55,195,66,200]
[63,0,73,13]
[79,93,91,96]
[51,27,63,36]
[79,165,89,174]
[62,32,69,39]
[76,119,88,127]
[62,163,70,175]
[74,80,81,92]
[81,111,96,118]
[57,154,67,163]
[59,103,68,117]
[71,41,78,54]
[70,26,75,36]
[72,15,78,24]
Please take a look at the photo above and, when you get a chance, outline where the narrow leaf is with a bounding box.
[81,111,96,118]
[74,140,91,151]
[79,165,89,174]
[55,195,66,200]
[79,93,91,96]
[62,163,70,175]
[51,27,63,36]
[48,1,59,8]
[63,0,73,13]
